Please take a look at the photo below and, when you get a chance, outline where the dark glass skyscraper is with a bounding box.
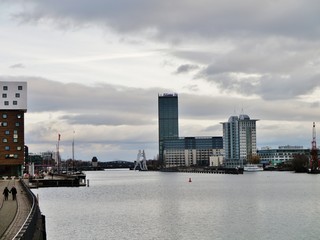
[158,93,179,163]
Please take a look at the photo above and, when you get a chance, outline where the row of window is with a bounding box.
[5,154,19,159]
[1,113,23,119]
[3,86,23,91]
[3,146,22,151]
[3,138,19,143]
[2,93,21,98]
[3,101,19,106]
[0,122,21,127]
[4,130,19,134]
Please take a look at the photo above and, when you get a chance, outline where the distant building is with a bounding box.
[92,156,98,168]
[258,145,310,166]
[209,155,224,167]
[163,137,224,167]
[0,81,27,176]
[158,93,179,163]
[222,114,258,168]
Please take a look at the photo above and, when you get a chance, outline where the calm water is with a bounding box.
[32,170,320,240]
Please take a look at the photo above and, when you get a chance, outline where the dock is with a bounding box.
[162,167,243,174]
[27,173,86,188]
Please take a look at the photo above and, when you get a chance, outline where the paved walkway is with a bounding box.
[0,179,32,239]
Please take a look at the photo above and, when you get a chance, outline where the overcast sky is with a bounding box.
[1,0,320,161]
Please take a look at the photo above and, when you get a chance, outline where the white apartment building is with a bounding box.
[222,114,258,168]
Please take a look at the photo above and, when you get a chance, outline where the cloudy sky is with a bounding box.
[1,0,320,161]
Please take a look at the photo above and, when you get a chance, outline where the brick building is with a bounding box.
[0,81,27,176]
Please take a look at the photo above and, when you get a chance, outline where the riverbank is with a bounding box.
[0,178,46,239]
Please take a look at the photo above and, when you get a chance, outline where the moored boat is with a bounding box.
[244,164,264,172]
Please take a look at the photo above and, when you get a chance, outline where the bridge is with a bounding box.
[0,178,45,239]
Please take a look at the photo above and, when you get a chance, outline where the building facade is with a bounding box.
[0,81,27,176]
[158,93,179,163]
[222,114,258,168]
[163,137,224,168]
[258,145,311,166]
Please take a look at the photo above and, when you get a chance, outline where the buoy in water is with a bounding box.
[189,177,192,182]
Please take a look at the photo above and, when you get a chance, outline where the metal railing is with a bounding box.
[12,179,43,240]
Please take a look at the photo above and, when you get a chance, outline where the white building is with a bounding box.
[163,137,224,167]
[222,114,258,168]
[0,82,27,111]
[258,145,310,166]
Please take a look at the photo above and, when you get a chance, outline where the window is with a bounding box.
[13,139,18,143]
[5,130,9,135]
[2,114,7,119]
[3,86,8,91]
[15,93,20,98]
[18,86,23,90]
[2,94,7,98]
[17,114,22,119]
[2,138,7,143]
[13,101,17,105]
[17,146,22,151]
[15,122,20,127]
[4,101,9,106]
[5,146,10,150]
[2,122,7,126]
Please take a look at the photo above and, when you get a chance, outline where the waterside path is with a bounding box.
[0,179,45,240]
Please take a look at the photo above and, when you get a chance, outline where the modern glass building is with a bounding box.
[158,93,179,163]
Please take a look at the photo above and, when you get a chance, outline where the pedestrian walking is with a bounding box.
[10,186,17,200]
[3,187,9,200]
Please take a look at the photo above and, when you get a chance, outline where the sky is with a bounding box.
[1,0,320,161]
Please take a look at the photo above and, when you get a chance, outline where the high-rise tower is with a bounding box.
[158,93,179,164]
[0,81,27,176]
[222,114,258,168]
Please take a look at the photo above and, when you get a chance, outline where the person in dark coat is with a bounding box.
[3,187,9,200]
[10,186,17,200]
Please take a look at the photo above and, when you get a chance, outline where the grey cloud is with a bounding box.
[2,76,318,123]
[175,64,199,74]
[6,1,320,101]
[0,76,160,126]
[9,0,320,39]
[9,63,25,69]
[61,112,153,126]
[2,76,318,160]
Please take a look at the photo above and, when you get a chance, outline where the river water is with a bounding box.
[32,170,320,240]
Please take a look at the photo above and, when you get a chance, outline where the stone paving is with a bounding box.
[0,179,31,239]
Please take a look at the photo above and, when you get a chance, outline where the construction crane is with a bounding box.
[310,122,318,172]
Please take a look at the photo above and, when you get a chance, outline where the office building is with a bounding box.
[258,145,310,166]
[163,137,224,167]
[222,114,258,168]
[158,93,179,163]
[0,81,27,176]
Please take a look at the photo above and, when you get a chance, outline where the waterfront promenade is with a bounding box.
[0,179,44,240]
